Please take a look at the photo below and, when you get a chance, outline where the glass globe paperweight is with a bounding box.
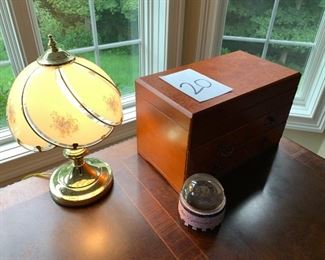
[178,173,226,231]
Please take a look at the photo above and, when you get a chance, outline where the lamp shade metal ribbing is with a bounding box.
[6,57,122,151]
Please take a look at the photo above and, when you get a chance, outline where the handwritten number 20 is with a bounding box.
[180,79,212,95]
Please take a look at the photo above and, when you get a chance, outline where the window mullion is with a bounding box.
[88,0,100,66]
[223,35,266,44]
[98,39,141,50]
[261,0,280,58]
[0,0,25,74]
[223,35,315,48]
[0,60,10,66]
[138,0,146,75]
[67,40,141,56]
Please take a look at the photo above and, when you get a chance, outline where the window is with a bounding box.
[221,0,325,132]
[0,0,168,184]
[222,0,322,76]
[193,0,324,133]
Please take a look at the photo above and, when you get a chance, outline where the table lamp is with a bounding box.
[6,35,122,207]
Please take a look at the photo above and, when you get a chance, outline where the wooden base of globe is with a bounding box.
[49,157,113,207]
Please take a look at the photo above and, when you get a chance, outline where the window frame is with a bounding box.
[0,0,25,74]
[0,0,169,184]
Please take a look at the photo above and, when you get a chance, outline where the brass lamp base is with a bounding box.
[49,148,113,207]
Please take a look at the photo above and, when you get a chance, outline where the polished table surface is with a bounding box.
[1,137,324,259]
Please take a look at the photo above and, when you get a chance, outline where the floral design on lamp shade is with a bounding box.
[103,95,119,113]
[50,111,79,137]
[7,105,16,125]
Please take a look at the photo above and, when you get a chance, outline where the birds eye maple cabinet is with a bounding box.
[136,51,301,192]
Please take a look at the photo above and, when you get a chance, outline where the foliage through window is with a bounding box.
[33,0,140,95]
[222,0,324,73]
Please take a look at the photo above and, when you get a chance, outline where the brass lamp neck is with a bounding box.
[63,148,89,167]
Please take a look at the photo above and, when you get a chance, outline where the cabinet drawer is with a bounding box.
[187,122,286,177]
[190,89,296,148]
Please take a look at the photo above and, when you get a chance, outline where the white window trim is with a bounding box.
[0,0,169,185]
[140,0,169,75]
[0,0,25,74]
[286,13,325,133]
[195,0,325,133]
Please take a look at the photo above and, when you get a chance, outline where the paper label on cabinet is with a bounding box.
[160,69,232,102]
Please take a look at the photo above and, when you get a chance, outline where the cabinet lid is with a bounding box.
[136,51,300,117]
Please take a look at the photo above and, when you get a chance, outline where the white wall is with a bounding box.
[283,128,325,158]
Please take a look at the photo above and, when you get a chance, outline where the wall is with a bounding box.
[283,128,325,158]
[181,0,202,65]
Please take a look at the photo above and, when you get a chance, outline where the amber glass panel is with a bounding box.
[22,65,113,148]
[60,57,122,126]
[6,62,54,151]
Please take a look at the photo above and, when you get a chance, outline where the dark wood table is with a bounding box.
[1,137,324,259]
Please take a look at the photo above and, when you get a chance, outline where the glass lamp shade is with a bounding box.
[6,61,54,152]
[6,57,122,150]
